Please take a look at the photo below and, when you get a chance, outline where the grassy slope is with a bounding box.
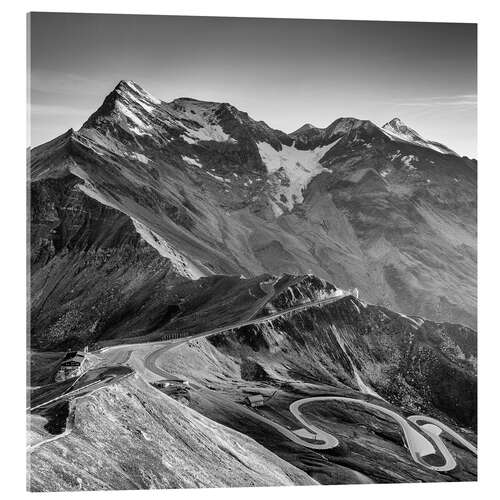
[28,375,316,491]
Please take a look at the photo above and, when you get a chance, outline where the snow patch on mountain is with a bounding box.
[181,123,232,144]
[130,152,150,164]
[116,83,158,114]
[162,99,236,144]
[123,92,155,114]
[401,154,417,168]
[383,118,423,143]
[383,127,447,153]
[182,155,203,168]
[382,118,456,156]
[115,101,152,136]
[132,219,205,279]
[257,141,332,210]
[206,172,228,183]
[123,80,162,105]
[269,200,284,218]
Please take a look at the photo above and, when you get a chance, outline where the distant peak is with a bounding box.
[115,80,141,91]
[382,117,457,156]
[383,117,415,133]
[299,123,317,131]
[327,117,375,134]
[291,123,319,135]
[382,117,423,141]
[386,117,405,127]
[173,97,205,102]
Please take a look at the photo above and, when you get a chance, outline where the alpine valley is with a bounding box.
[28,81,477,491]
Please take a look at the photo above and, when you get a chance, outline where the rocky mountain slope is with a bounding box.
[145,283,476,484]
[30,80,477,333]
[28,374,315,491]
[159,284,477,429]
[28,80,477,490]
[28,273,477,488]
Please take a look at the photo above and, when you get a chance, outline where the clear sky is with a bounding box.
[29,13,477,157]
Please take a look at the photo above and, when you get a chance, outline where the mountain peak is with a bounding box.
[386,117,406,127]
[326,117,378,136]
[382,117,456,156]
[115,79,137,90]
[114,79,144,93]
[113,80,162,106]
[383,117,424,142]
[291,123,319,135]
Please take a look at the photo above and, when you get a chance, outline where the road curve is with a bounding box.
[408,415,477,456]
[28,368,133,412]
[288,396,478,472]
[94,290,476,474]
[134,293,470,472]
[97,292,352,350]
[227,399,339,450]
[167,292,351,343]
[141,293,350,380]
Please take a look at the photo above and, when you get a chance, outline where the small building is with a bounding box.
[153,378,190,389]
[245,394,264,408]
[55,351,86,382]
[61,354,84,367]
[153,380,171,389]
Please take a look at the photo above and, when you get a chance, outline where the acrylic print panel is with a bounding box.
[27,12,477,491]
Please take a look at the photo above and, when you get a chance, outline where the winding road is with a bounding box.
[97,291,353,368]
[140,328,477,472]
[287,396,477,472]
[407,415,477,456]
[30,286,477,474]
[28,367,133,412]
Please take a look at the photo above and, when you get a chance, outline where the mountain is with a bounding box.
[29,373,316,491]
[28,80,477,490]
[29,275,477,489]
[30,80,476,343]
[163,289,477,483]
[382,117,457,156]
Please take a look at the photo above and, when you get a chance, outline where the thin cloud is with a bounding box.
[384,95,477,107]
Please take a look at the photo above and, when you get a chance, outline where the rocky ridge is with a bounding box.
[30,80,476,330]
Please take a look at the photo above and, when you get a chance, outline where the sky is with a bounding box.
[29,13,477,157]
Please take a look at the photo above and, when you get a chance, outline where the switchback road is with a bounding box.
[288,396,470,472]
[31,288,476,474]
